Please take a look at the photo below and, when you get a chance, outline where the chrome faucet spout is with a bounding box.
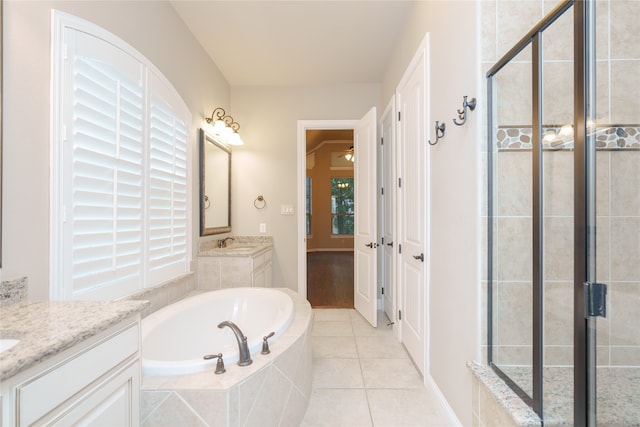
[217,237,235,248]
[217,320,252,366]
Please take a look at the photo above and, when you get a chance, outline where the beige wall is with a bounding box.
[381,2,481,426]
[306,141,354,251]
[3,1,230,299]
[229,84,380,288]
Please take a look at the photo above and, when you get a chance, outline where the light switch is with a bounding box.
[280,205,295,215]
[259,223,266,233]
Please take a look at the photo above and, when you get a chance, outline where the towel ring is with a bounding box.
[254,195,267,209]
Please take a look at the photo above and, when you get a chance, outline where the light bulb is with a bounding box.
[229,133,244,145]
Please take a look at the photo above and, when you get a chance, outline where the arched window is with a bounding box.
[51,11,191,300]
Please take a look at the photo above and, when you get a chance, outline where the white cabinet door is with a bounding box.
[1,321,140,427]
[396,35,429,375]
[354,107,378,327]
[51,362,140,426]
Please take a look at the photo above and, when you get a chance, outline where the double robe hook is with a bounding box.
[428,121,446,146]
[427,95,476,146]
[453,96,476,126]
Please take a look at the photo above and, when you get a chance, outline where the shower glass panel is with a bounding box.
[540,8,575,423]
[490,44,533,399]
[592,1,640,424]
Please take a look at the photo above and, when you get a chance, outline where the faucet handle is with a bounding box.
[203,353,226,374]
[261,332,275,355]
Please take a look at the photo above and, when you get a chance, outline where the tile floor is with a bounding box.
[301,309,455,427]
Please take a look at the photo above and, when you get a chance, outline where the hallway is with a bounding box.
[306,252,354,308]
[302,309,453,426]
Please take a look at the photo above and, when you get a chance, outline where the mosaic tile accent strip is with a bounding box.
[496,126,640,150]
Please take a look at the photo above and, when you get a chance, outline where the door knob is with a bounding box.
[365,242,378,248]
[413,253,424,262]
[386,241,393,247]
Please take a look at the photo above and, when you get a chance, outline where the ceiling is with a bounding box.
[170,1,414,87]
[306,129,353,153]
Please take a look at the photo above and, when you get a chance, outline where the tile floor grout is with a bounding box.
[301,308,455,426]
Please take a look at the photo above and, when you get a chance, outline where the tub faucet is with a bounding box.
[217,237,234,248]
[217,321,253,366]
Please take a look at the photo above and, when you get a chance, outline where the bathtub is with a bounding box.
[140,287,313,426]
[141,287,295,376]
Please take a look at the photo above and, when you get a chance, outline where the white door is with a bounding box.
[354,107,378,327]
[381,100,396,322]
[396,36,428,374]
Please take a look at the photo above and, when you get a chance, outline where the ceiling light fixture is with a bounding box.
[344,146,354,162]
[205,107,244,145]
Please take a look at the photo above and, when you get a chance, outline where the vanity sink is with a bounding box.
[0,338,20,353]
[223,246,256,253]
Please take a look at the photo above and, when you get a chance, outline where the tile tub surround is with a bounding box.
[0,300,149,380]
[140,288,312,427]
[126,272,196,318]
[0,277,28,307]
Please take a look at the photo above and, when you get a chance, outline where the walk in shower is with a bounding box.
[486,0,639,425]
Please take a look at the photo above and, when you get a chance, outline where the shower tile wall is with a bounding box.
[481,0,640,368]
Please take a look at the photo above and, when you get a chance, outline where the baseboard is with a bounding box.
[425,374,463,427]
[306,248,354,253]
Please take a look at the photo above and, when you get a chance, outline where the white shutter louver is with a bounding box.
[148,93,189,281]
[70,47,144,297]
[55,18,191,300]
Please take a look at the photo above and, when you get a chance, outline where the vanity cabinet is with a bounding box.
[1,319,140,426]
[197,248,273,289]
[252,250,273,287]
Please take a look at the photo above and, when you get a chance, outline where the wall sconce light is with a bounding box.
[205,107,244,145]
[344,146,354,162]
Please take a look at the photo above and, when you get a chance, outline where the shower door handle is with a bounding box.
[413,253,424,262]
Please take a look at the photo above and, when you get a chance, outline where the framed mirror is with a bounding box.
[199,128,231,235]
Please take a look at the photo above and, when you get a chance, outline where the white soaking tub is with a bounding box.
[141,287,294,376]
[140,288,313,427]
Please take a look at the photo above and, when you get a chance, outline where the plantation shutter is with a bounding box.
[65,30,145,299]
[147,72,189,284]
[55,16,191,301]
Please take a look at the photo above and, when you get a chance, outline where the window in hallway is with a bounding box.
[331,177,354,235]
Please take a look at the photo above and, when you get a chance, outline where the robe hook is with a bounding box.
[428,121,446,146]
[453,96,476,126]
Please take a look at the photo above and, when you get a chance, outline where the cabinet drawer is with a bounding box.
[17,324,139,426]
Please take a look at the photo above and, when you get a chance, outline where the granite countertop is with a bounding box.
[0,300,148,380]
[198,236,273,257]
[199,243,272,257]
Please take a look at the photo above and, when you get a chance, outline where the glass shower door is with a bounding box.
[589,1,640,425]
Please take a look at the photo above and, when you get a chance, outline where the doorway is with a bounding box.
[296,121,357,303]
[305,129,355,308]
[296,112,379,326]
